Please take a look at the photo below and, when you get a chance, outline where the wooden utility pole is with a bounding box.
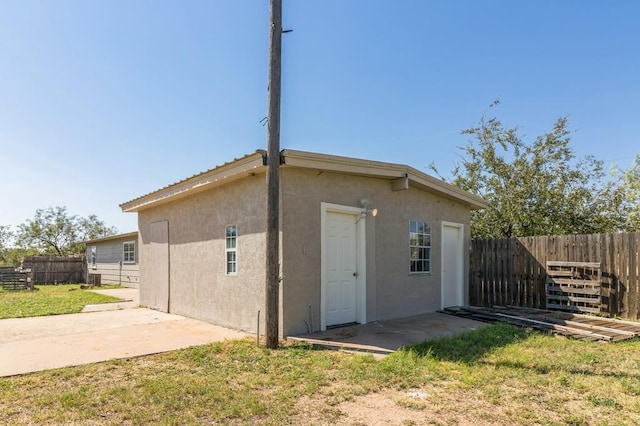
[265,0,282,349]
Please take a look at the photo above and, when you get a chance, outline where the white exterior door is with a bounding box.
[325,211,358,326]
[442,222,464,308]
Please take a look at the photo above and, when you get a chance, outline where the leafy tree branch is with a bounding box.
[437,102,629,238]
[16,206,117,256]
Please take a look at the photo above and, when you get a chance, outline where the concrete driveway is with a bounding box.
[0,288,248,377]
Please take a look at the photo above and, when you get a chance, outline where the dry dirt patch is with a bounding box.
[290,383,571,426]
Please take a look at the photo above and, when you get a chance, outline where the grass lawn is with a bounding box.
[1,323,639,425]
[0,284,122,319]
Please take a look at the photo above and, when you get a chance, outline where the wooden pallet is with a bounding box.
[442,305,640,342]
[0,271,30,290]
[546,261,601,314]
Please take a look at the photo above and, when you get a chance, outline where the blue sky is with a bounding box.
[1,1,638,234]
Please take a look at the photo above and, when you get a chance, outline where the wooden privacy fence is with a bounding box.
[469,233,640,320]
[21,255,86,284]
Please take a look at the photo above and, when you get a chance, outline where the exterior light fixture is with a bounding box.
[360,199,378,217]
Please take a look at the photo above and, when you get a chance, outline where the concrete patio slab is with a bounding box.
[0,308,248,377]
[82,287,140,312]
[289,312,488,355]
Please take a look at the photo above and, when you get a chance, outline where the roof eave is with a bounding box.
[120,151,267,213]
[281,149,487,210]
[406,168,488,210]
[84,231,139,244]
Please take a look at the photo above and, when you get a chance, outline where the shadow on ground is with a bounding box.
[400,322,532,363]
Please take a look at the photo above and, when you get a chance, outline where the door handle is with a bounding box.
[353,272,358,277]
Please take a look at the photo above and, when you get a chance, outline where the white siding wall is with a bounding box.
[86,235,140,288]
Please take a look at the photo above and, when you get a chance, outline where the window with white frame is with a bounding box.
[123,241,136,263]
[90,246,97,269]
[409,220,431,273]
[225,225,237,275]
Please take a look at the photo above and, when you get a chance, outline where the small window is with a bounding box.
[225,225,237,275]
[409,220,431,274]
[90,246,97,269]
[123,241,136,264]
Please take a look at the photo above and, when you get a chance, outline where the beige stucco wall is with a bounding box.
[137,173,267,333]
[280,167,471,336]
[135,165,472,338]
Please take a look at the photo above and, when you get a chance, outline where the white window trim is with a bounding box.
[409,219,432,275]
[225,225,237,276]
[123,241,136,264]
[90,246,97,269]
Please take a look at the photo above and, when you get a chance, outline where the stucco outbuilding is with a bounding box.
[120,150,486,337]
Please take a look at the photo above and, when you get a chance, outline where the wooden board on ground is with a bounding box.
[442,305,640,342]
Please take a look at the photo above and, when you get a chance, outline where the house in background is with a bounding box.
[85,232,140,288]
[120,150,486,337]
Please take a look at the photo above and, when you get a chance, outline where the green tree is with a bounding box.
[0,225,13,265]
[437,103,620,238]
[611,154,640,232]
[70,214,119,253]
[0,225,11,250]
[0,247,39,267]
[16,206,117,255]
